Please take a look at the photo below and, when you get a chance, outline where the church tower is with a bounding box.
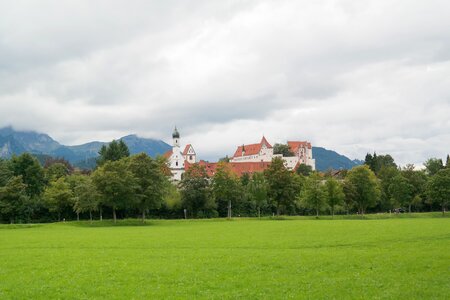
[172,126,180,148]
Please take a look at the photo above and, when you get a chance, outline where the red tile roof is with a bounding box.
[185,160,270,177]
[182,144,192,155]
[163,149,173,159]
[232,136,272,157]
[288,141,312,152]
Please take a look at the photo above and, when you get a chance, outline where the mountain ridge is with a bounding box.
[0,127,362,171]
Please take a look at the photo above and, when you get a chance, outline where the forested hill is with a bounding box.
[313,146,363,171]
[0,127,171,169]
[0,127,362,170]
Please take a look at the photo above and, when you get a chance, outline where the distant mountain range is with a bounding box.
[0,127,362,171]
[0,127,171,169]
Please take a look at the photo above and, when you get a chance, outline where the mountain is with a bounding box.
[312,146,363,171]
[0,127,171,169]
[0,127,363,171]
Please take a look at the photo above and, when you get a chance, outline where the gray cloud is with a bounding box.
[0,0,449,166]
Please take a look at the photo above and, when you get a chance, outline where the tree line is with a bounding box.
[0,142,449,223]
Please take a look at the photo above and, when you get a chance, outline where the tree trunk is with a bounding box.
[331,206,334,219]
[227,200,232,219]
[258,207,261,219]
[89,211,93,223]
[316,206,319,219]
[58,212,61,222]
[443,205,446,216]
[77,212,80,221]
[99,207,103,221]
[142,209,146,223]
[113,209,117,223]
[408,204,411,213]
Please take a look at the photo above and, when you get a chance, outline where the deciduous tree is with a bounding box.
[345,165,380,215]
[426,168,450,215]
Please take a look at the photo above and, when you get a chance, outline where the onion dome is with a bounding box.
[172,126,180,139]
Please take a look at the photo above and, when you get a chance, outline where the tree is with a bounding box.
[0,159,13,187]
[264,157,299,215]
[378,166,400,211]
[389,174,414,212]
[426,168,450,215]
[127,153,170,222]
[345,165,380,215]
[296,163,313,176]
[299,173,327,218]
[401,165,427,212]
[180,164,215,218]
[43,177,73,221]
[10,153,45,197]
[45,162,70,181]
[248,172,268,218]
[212,162,242,218]
[424,158,444,176]
[92,159,138,223]
[446,155,450,169]
[0,176,29,223]
[273,143,294,157]
[325,177,345,217]
[69,175,100,222]
[342,180,357,215]
[97,139,130,167]
[365,152,397,175]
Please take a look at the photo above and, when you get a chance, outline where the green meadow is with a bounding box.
[0,214,449,299]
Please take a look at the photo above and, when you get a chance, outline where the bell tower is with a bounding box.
[172,126,180,149]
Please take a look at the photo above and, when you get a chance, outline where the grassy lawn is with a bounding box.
[0,214,449,299]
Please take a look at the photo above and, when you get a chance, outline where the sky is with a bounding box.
[1,0,449,166]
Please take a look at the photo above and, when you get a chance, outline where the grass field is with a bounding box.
[1,214,449,299]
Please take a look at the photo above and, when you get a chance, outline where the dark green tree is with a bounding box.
[212,162,242,218]
[180,164,215,218]
[0,159,13,186]
[299,172,327,218]
[264,157,299,215]
[325,177,345,217]
[389,174,414,212]
[424,158,444,176]
[127,153,170,222]
[43,177,73,221]
[365,152,396,174]
[345,165,380,215]
[45,162,70,181]
[426,168,450,215]
[10,153,45,197]
[92,159,138,223]
[273,143,295,157]
[0,176,29,223]
[248,172,268,218]
[69,175,100,222]
[97,139,130,166]
[296,163,312,176]
[378,166,400,211]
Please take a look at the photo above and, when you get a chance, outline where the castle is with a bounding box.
[164,127,315,180]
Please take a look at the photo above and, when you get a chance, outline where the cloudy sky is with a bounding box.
[1,0,449,165]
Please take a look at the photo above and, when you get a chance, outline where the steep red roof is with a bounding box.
[182,144,192,155]
[288,141,312,153]
[185,160,270,177]
[232,136,272,158]
[163,149,173,159]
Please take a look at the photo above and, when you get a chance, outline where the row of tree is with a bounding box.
[0,142,449,223]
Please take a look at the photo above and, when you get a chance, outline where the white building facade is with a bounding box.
[164,127,196,181]
[230,137,315,170]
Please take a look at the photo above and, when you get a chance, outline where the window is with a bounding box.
[176,162,178,167]
[190,155,193,160]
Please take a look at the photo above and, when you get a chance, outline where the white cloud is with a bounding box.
[0,0,449,166]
